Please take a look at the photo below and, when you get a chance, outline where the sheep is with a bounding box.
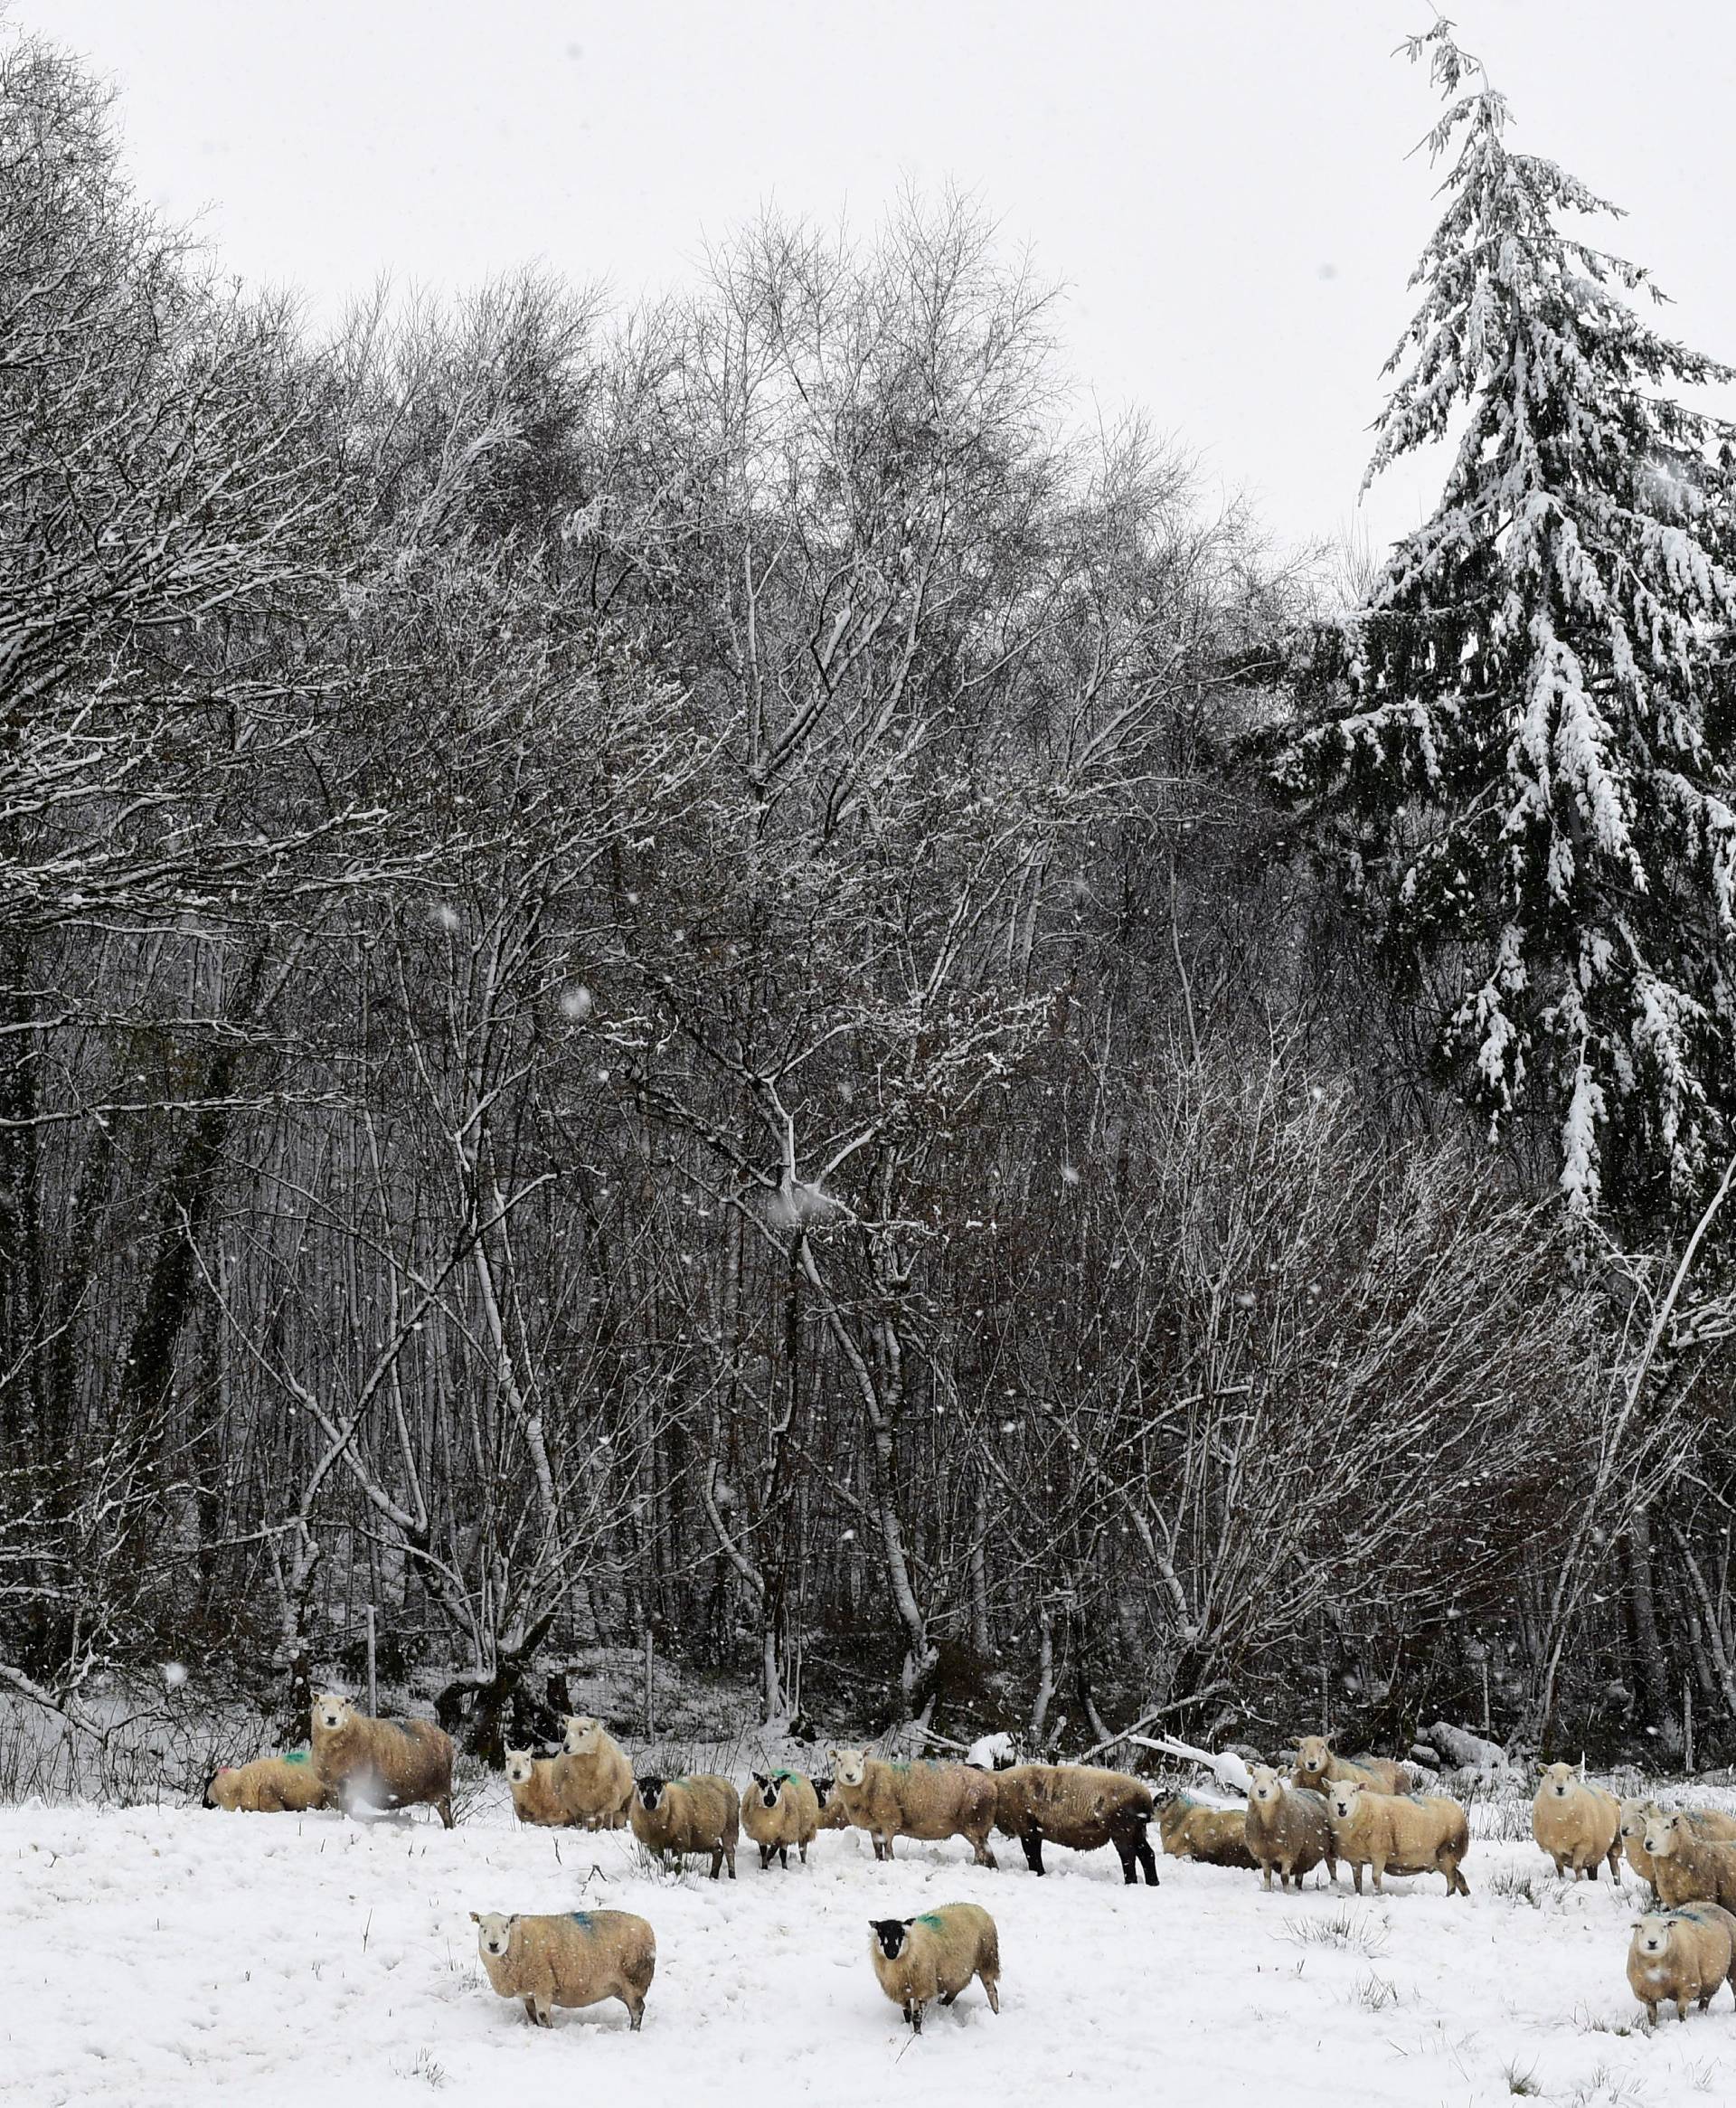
[991,1763,1157,1885]
[310,1693,454,1827]
[628,1772,740,1879]
[829,1747,998,1867]
[1533,1761,1622,1880]
[1627,1906,1736,2026]
[1625,1801,1736,1894]
[1156,1793,1256,1872]
[1622,1798,1662,1893]
[741,1769,821,1869]
[1243,1764,1336,1892]
[1291,1735,1410,1798]
[1324,1778,1470,1897]
[552,1716,634,1830]
[470,1909,656,2031]
[203,1751,332,1813]
[1644,1810,1736,1914]
[504,1747,571,1829]
[868,1904,1000,2034]
[813,1773,848,1831]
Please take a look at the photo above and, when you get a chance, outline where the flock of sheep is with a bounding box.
[201,1697,1736,2036]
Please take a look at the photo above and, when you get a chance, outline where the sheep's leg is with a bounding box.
[798,1841,808,1865]
[438,1795,455,1830]
[1113,1834,1137,1885]
[1260,1864,1273,1892]
[709,1844,723,1879]
[524,1998,537,2024]
[981,1971,1000,2014]
[907,2001,922,2034]
[1676,1999,1690,2023]
[626,1994,645,2032]
[725,1845,736,1880]
[759,1844,771,1871]
[1326,1852,1339,1886]
[972,1833,997,1870]
[882,1833,896,1862]
[1370,1861,1383,1894]
[1019,1829,1045,1876]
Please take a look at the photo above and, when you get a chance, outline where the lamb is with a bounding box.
[829,1747,998,1867]
[1533,1762,1622,1880]
[310,1693,454,1827]
[813,1773,848,1831]
[1243,1764,1336,1892]
[1324,1779,1470,1897]
[868,1904,1000,2034]
[504,1747,571,1829]
[552,1716,633,1829]
[1644,1810,1736,1914]
[993,1764,1158,1885]
[203,1751,331,1813]
[1292,1735,1410,1798]
[741,1769,821,1869]
[628,1772,740,1879]
[470,1909,656,2031]
[1627,1906,1736,2026]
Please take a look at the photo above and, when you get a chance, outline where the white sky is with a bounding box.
[29,0,1736,555]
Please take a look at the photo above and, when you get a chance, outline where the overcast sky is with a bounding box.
[31,0,1736,555]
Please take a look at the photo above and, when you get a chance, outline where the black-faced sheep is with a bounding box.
[742,1770,820,1869]
[868,1905,1000,2033]
[628,1772,740,1879]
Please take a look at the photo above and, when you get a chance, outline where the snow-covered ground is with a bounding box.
[2,1782,1732,2108]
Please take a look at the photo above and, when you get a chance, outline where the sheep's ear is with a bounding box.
[507,1914,519,1925]
[468,1911,480,1923]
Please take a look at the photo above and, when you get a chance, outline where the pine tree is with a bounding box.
[1279,18,1736,1224]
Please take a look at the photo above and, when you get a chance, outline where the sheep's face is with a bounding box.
[1645,1812,1686,1859]
[751,1772,782,1810]
[505,1751,535,1787]
[313,1694,354,1734]
[562,1716,605,1755]
[1540,1762,1578,1801]
[1631,1914,1677,1962]
[636,1774,666,1811]
[470,1912,519,1961]
[1326,1780,1364,1823]
[1296,1736,1333,1778]
[870,1918,911,1961]
[832,1746,869,1789]
[1619,1800,1656,1844]
[814,1774,835,1807]
[1249,1764,1282,1806]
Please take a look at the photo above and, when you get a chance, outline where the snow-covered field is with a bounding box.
[2,1783,1732,2108]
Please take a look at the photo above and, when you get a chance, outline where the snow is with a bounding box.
[5,1788,1736,2107]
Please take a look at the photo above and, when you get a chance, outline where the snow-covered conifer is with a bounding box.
[1280,18,1736,1222]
